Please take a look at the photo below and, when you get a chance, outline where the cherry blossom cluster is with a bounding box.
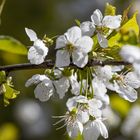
[24,8,140,140]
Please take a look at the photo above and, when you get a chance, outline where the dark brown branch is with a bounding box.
[0,59,131,72]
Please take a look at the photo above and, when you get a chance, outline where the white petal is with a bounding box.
[91,9,103,26]
[25,28,38,41]
[83,121,100,140]
[92,77,107,96]
[102,15,122,29]
[55,35,67,49]
[80,21,95,36]
[70,74,80,95]
[133,63,140,76]
[75,95,88,104]
[95,119,108,139]
[88,99,102,109]
[72,51,88,68]
[33,39,48,56]
[25,74,48,87]
[97,33,108,48]
[65,26,82,43]
[120,45,140,63]
[67,121,83,138]
[88,99,102,118]
[117,85,138,102]
[111,65,124,72]
[53,77,70,99]
[55,50,70,67]
[75,36,93,53]
[95,66,113,80]
[77,110,89,124]
[28,46,47,64]
[66,96,78,111]
[89,108,102,118]
[125,72,140,89]
[34,80,54,102]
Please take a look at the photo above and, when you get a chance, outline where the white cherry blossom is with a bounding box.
[106,71,140,102]
[66,95,103,119]
[25,28,48,64]
[80,9,122,48]
[25,74,54,102]
[55,26,93,68]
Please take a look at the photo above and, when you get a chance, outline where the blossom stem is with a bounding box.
[0,59,131,72]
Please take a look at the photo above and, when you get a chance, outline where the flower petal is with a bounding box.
[117,85,138,102]
[65,26,82,43]
[66,96,78,111]
[67,121,83,138]
[53,77,70,99]
[80,21,95,36]
[55,50,70,67]
[120,45,140,63]
[72,51,88,68]
[95,119,108,139]
[75,36,93,53]
[91,9,103,26]
[25,28,38,41]
[25,74,48,87]
[97,33,108,48]
[77,110,89,124]
[83,121,100,140]
[125,72,140,89]
[28,46,46,64]
[34,80,54,102]
[102,15,122,29]
[55,35,67,49]
[70,74,80,95]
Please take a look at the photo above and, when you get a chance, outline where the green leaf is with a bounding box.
[0,36,27,55]
[3,84,20,106]
[75,19,81,26]
[105,3,116,16]
[0,71,6,84]
[122,4,132,24]
[108,12,139,47]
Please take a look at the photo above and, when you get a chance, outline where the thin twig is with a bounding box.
[0,0,6,25]
[0,59,131,72]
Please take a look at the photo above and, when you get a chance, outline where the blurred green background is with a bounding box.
[0,0,140,140]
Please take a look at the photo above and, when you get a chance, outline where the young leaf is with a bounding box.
[3,84,20,106]
[0,71,6,84]
[108,12,139,47]
[0,36,27,55]
[105,3,116,16]
[75,19,81,26]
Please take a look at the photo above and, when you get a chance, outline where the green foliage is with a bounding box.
[122,4,132,24]
[0,71,20,106]
[105,3,116,16]
[0,36,27,55]
[108,12,139,47]
[3,83,20,106]
[75,19,81,26]
[0,71,6,83]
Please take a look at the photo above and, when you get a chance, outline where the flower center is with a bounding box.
[66,43,75,53]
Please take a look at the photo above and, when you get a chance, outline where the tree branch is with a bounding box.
[0,59,131,72]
